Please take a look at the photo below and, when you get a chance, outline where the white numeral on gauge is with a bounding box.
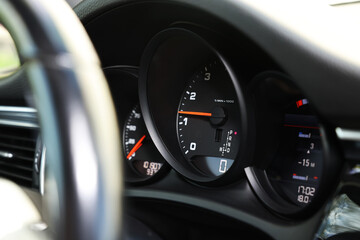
[190,92,196,100]
[190,142,197,150]
[204,72,211,81]
[127,125,137,131]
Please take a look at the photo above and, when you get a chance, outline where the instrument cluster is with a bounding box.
[105,27,339,218]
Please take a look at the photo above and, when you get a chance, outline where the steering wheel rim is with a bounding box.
[0,1,123,239]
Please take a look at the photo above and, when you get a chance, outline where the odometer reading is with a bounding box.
[176,60,241,177]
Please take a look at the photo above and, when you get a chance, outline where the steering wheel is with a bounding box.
[0,0,122,239]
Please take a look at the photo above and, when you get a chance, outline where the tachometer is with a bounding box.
[139,28,250,184]
[177,60,241,177]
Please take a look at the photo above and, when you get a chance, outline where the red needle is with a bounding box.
[178,111,212,117]
[127,135,146,159]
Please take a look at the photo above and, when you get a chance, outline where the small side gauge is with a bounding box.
[123,105,165,180]
[245,72,340,218]
[267,98,322,207]
[177,59,241,177]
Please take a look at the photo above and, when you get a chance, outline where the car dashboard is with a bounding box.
[75,1,360,239]
[1,0,360,240]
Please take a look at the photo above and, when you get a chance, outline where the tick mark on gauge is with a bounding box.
[185,150,189,154]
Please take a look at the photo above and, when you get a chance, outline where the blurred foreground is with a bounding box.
[0,25,20,78]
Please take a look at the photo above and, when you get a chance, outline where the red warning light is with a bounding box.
[314,176,318,180]
[296,100,303,108]
[296,98,309,108]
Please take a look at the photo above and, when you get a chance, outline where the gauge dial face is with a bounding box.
[176,60,241,177]
[267,99,322,206]
[123,105,164,178]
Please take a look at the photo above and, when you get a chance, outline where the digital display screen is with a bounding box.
[267,99,323,206]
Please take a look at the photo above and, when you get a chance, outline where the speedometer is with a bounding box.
[177,60,241,177]
[123,105,165,179]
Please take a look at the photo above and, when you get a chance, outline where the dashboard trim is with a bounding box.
[336,127,360,141]
[0,105,39,128]
[125,188,324,240]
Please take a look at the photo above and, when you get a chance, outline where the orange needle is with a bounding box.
[127,135,146,159]
[178,111,212,117]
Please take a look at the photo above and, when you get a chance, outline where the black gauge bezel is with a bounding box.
[245,71,342,218]
[103,66,170,184]
[139,28,252,185]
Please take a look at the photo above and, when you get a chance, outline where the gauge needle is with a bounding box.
[178,111,212,117]
[127,135,146,159]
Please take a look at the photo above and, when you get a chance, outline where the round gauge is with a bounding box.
[245,72,340,217]
[267,98,322,207]
[177,60,241,177]
[123,105,165,179]
[139,28,250,184]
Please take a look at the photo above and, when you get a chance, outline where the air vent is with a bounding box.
[0,106,42,191]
